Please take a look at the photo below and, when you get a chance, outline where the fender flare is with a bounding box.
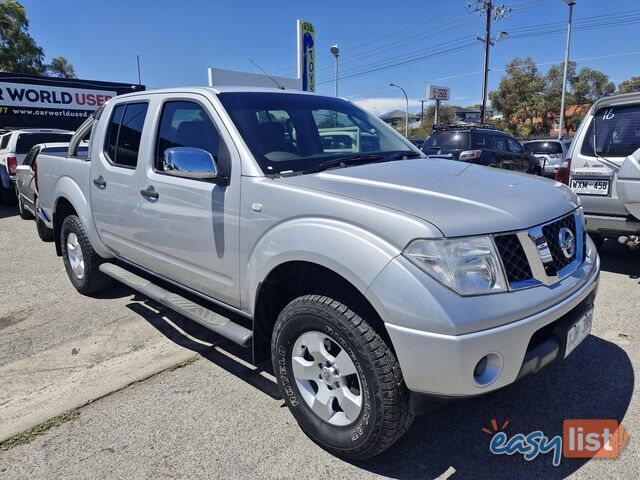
[244,217,401,316]
[52,176,111,258]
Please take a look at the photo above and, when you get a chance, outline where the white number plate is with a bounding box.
[564,309,593,358]
[570,178,610,196]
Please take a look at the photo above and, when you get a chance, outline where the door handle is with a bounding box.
[93,175,106,189]
[140,185,159,200]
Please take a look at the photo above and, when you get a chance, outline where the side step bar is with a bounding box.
[99,263,252,347]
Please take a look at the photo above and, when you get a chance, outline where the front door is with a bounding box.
[90,101,149,263]
[138,96,241,307]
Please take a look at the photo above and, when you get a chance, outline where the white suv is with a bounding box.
[567,92,640,248]
[0,128,73,204]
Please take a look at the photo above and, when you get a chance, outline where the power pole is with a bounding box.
[558,0,575,139]
[468,1,511,123]
[420,99,426,127]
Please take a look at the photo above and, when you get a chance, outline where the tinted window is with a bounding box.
[106,105,125,163]
[218,92,408,175]
[0,134,9,149]
[156,101,221,171]
[524,141,563,155]
[24,147,38,166]
[507,137,524,154]
[422,131,470,151]
[471,131,489,148]
[491,135,508,151]
[16,133,73,153]
[105,103,148,167]
[581,104,640,157]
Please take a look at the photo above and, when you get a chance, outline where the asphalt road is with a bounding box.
[0,203,638,479]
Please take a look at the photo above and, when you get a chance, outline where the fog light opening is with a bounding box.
[473,353,502,387]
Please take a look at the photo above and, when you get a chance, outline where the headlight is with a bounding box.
[403,236,507,295]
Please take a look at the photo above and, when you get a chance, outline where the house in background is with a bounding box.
[379,109,420,127]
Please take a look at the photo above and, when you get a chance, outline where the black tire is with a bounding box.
[272,295,413,460]
[17,193,34,220]
[60,215,112,295]
[589,233,605,251]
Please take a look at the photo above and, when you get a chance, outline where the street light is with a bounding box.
[330,44,340,97]
[558,0,575,139]
[389,83,409,137]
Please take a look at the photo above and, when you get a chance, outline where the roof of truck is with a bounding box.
[115,85,322,99]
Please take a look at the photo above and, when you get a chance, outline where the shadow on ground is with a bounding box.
[598,240,640,278]
[0,205,17,220]
[124,292,633,480]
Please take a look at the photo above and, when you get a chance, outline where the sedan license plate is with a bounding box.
[564,309,593,358]
[570,178,610,196]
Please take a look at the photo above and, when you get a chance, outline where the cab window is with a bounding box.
[104,102,148,168]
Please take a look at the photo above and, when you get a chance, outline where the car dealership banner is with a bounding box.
[0,73,144,131]
[297,19,315,92]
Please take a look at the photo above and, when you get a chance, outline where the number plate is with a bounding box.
[570,178,610,196]
[564,309,593,358]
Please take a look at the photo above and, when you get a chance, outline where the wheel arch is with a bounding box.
[252,260,395,364]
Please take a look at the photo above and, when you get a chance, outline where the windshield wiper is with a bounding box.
[292,154,385,175]
[388,150,423,159]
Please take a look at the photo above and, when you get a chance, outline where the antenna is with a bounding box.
[136,54,141,85]
[249,59,285,90]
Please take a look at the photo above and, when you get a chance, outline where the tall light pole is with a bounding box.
[390,83,409,137]
[558,0,575,139]
[330,44,340,97]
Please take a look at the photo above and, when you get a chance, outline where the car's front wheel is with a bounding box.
[272,295,413,459]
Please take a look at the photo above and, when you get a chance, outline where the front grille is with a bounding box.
[494,234,533,284]
[542,215,577,270]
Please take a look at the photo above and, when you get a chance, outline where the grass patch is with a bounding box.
[0,409,80,451]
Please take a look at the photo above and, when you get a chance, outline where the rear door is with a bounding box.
[90,101,149,263]
[490,134,513,169]
[16,146,38,210]
[137,95,241,307]
[570,103,640,216]
[506,136,531,172]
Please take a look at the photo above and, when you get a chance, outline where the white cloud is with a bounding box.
[353,97,422,117]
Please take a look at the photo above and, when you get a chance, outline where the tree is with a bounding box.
[408,104,456,139]
[47,56,77,78]
[0,0,76,76]
[0,0,45,74]
[489,57,545,136]
[618,76,640,94]
[572,67,615,104]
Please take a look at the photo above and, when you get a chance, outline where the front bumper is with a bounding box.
[585,213,640,237]
[368,239,600,397]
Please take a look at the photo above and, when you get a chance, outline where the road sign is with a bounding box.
[297,20,315,92]
[427,85,450,101]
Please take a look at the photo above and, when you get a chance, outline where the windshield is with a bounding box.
[217,92,412,175]
[581,104,640,157]
[523,141,563,155]
[421,131,470,151]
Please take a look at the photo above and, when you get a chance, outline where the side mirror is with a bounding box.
[162,147,218,179]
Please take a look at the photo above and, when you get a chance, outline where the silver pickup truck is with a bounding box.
[37,87,600,459]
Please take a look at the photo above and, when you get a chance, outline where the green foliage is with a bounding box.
[47,56,77,78]
[618,76,640,94]
[0,0,76,77]
[407,104,457,139]
[490,56,616,137]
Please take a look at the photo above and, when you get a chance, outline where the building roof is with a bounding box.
[379,109,420,121]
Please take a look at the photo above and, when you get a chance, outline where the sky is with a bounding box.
[22,0,640,116]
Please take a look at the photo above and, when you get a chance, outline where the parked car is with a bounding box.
[421,125,542,175]
[37,87,599,459]
[15,142,88,241]
[523,138,573,178]
[565,92,640,249]
[0,128,73,204]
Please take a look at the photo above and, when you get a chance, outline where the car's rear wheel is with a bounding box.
[272,294,413,459]
[0,183,15,206]
[61,215,112,295]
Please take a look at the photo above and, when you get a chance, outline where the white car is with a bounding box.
[523,138,572,178]
[0,128,73,204]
